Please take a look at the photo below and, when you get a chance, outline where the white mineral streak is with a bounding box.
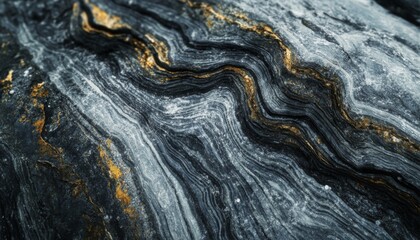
[14,0,419,235]
[217,0,420,191]
[18,24,201,240]
[19,22,391,239]
[231,0,420,141]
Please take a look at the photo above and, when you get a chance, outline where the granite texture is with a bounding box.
[0,0,419,239]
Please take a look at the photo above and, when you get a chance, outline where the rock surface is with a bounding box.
[0,0,419,239]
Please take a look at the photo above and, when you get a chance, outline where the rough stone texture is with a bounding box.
[0,0,419,239]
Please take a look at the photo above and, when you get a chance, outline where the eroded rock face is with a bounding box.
[0,0,418,239]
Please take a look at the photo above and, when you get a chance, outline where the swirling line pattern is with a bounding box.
[0,0,419,239]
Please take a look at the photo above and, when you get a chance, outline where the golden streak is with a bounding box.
[162,64,308,147]
[179,0,420,212]
[137,46,157,72]
[31,82,49,98]
[116,183,131,205]
[28,82,63,158]
[132,39,170,74]
[98,140,138,219]
[28,80,110,235]
[182,0,420,152]
[0,70,13,94]
[145,34,170,65]
[98,145,123,180]
[80,11,116,38]
[33,117,45,134]
[75,1,173,75]
[85,0,130,30]
[75,1,173,74]
[74,2,129,38]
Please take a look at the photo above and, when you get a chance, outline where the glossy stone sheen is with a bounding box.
[0,0,419,239]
